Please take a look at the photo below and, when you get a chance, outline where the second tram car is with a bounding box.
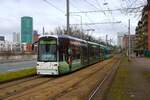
[36,35,112,75]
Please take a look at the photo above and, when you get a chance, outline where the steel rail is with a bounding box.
[88,58,121,100]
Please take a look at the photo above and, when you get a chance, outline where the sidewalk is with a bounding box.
[106,57,150,100]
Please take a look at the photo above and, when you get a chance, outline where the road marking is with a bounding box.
[7,67,35,72]
[7,68,18,72]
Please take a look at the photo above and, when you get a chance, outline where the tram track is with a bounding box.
[0,76,56,99]
[0,75,40,89]
[52,56,121,100]
[52,57,120,99]
[1,56,119,100]
[88,57,121,100]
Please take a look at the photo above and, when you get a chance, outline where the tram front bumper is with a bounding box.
[37,69,59,75]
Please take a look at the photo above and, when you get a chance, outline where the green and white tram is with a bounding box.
[36,35,111,75]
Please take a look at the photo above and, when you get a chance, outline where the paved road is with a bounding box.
[0,60,37,73]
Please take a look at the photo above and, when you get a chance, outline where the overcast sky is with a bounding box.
[0,0,147,43]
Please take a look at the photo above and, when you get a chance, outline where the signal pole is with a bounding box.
[128,19,131,61]
[42,26,45,35]
[66,0,70,35]
[106,34,108,46]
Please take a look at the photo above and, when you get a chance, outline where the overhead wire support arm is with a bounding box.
[70,21,121,26]
[70,6,144,14]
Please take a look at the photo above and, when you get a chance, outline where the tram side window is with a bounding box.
[92,46,98,58]
[93,46,96,57]
[88,44,92,57]
[59,39,69,62]
[70,46,80,60]
[82,46,88,58]
[91,46,94,57]
[59,46,63,61]
[95,46,100,58]
[76,47,80,59]
[59,45,68,62]
[93,47,96,57]
[65,40,81,61]
[72,47,76,60]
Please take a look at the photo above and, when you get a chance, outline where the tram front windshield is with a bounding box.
[38,37,57,62]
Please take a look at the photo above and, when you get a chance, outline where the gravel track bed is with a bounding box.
[1,56,120,100]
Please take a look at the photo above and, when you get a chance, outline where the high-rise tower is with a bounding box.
[21,16,33,43]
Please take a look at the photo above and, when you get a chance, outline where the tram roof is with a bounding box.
[40,35,87,42]
[40,35,111,48]
[99,44,111,49]
[87,41,99,46]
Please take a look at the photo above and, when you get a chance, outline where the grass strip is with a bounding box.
[143,71,150,82]
[0,68,36,83]
[106,56,131,100]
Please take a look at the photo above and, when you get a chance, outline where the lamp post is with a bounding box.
[128,19,131,61]
[66,0,70,35]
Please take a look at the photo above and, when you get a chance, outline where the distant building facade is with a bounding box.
[122,35,136,53]
[13,32,20,43]
[0,41,35,53]
[21,16,33,43]
[0,36,5,41]
[135,4,150,57]
[0,41,22,53]
[117,33,125,49]
[33,30,40,43]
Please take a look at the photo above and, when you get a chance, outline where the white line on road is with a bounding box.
[7,67,35,72]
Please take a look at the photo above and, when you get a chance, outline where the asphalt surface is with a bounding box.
[0,60,37,73]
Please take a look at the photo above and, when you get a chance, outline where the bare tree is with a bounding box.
[51,26,108,46]
[54,26,64,35]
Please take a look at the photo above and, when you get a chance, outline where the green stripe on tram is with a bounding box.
[71,59,82,71]
[59,61,70,74]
